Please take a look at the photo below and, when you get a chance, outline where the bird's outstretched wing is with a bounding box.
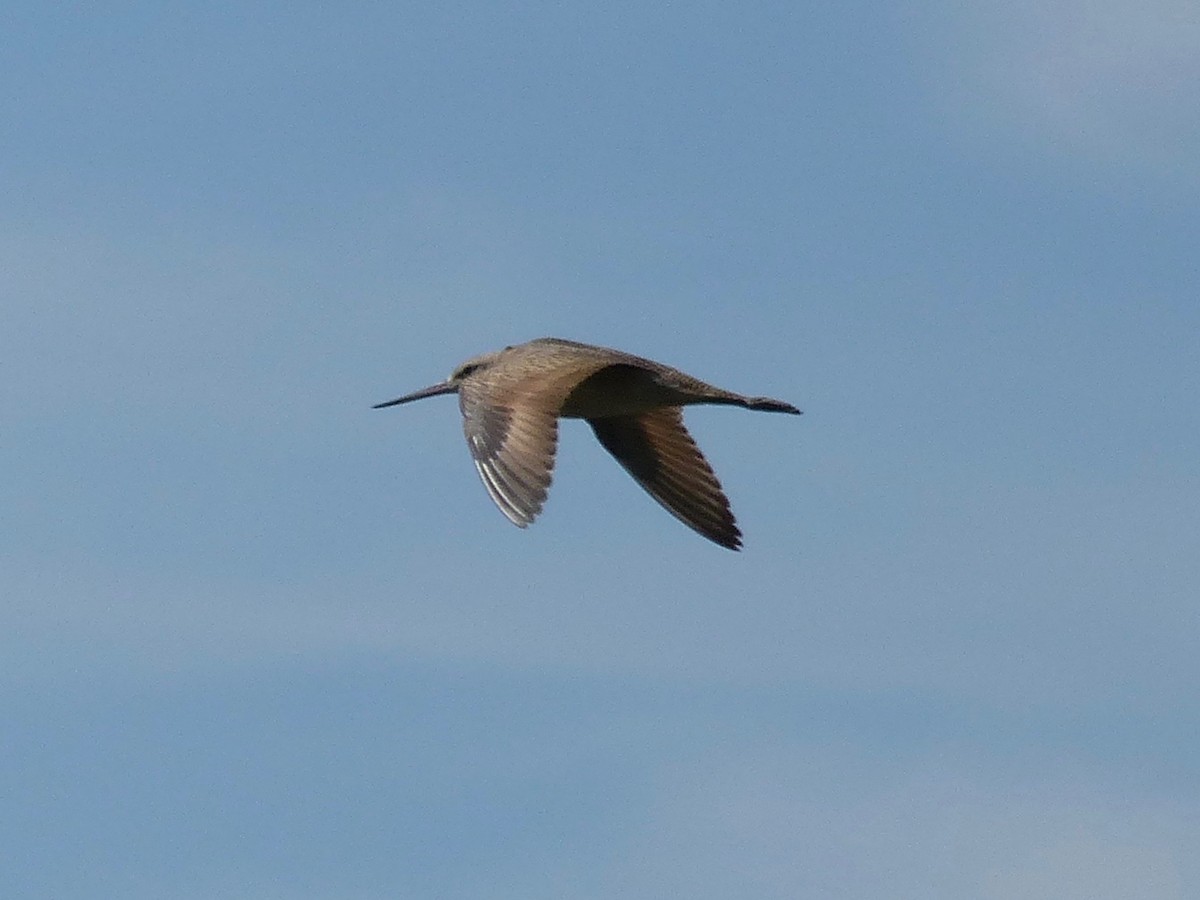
[589,408,742,550]
[457,363,606,527]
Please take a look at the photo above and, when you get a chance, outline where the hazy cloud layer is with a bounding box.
[925,0,1200,182]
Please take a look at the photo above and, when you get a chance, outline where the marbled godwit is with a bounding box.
[374,338,801,549]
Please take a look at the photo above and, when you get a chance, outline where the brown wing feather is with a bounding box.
[588,408,742,550]
[458,364,609,527]
[459,385,559,526]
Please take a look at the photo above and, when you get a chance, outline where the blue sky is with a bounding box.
[3,2,1199,897]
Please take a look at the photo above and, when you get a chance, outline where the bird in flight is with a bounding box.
[374,337,801,550]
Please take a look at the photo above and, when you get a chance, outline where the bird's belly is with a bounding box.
[558,367,690,418]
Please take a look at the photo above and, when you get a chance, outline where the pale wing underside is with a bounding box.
[458,366,606,527]
[588,408,742,550]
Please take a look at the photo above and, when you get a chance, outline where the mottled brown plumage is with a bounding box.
[374,337,801,550]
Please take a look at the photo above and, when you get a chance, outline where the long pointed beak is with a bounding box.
[372,381,457,409]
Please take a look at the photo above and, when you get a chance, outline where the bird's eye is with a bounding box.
[454,363,478,379]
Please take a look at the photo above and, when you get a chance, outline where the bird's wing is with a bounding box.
[457,370,581,527]
[588,408,742,550]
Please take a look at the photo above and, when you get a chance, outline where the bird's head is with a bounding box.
[372,349,503,410]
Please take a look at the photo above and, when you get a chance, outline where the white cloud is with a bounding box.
[982,835,1183,900]
[604,747,1193,899]
[925,0,1200,183]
